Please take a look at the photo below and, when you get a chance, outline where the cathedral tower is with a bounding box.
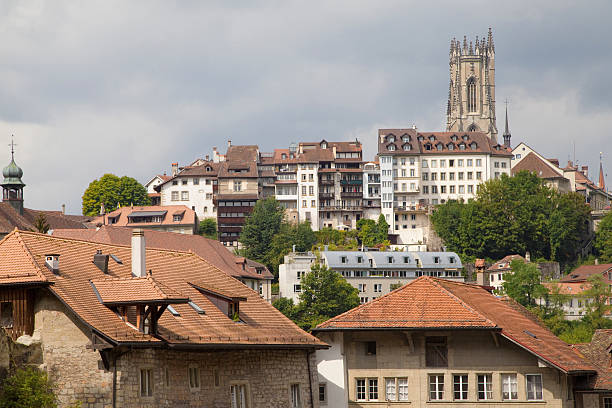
[446,28,497,143]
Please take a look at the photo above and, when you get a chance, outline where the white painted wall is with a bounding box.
[315,331,348,408]
[159,176,215,220]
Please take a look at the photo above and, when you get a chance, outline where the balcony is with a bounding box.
[341,191,363,198]
[319,179,334,186]
[394,187,420,194]
[363,201,381,208]
[340,179,362,186]
[319,192,334,200]
[319,205,363,211]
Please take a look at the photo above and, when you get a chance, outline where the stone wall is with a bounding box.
[116,348,319,408]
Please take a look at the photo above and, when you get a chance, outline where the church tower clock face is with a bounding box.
[446,28,498,144]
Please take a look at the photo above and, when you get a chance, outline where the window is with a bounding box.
[206,193,213,199]
[386,378,408,401]
[231,384,248,408]
[182,179,188,185]
[172,180,178,185]
[206,179,211,185]
[526,374,543,400]
[140,369,153,397]
[291,384,301,408]
[319,383,327,404]
[234,181,242,192]
[368,379,378,401]
[193,178,199,185]
[429,375,444,400]
[502,374,518,400]
[476,171,482,180]
[422,173,428,181]
[453,375,468,400]
[366,341,376,355]
[358,284,366,292]
[357,379,367,400]
[478,374,492,400]
[0,302,13,328]
[374,284,382,292]
[476,159,482,166]
[341,256,347,263]
[171,191,179,201]
[309,186,314,196]
[422,160,428,168]
[293,284,301,293]
[467,159,473,166]
[426,337,448,367]
[189,366,200,390]
[173,214,183,222]
[605,397,612,408]
[179,191,188,201]
[467,77,477,112]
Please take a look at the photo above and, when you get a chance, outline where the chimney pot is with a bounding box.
[131,229,146,277]
[44,254,60,274]
[61,204,66,215]
[228,140,232,148]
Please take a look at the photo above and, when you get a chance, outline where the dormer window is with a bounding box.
[190,283,246,323]
[470,142,477,150]
[447,143,454,150]
[45,254,60,274]
[321,141,327,149]
[387,135,395,143]
[429,135,435,142]
[402,135,411,142]
[451,135,458,141]
[436,144,443,151]
[173,214,183,222]
[388,144,396,151]
[417,135,424,141]
[462,135,469,141]
[425,143,432,151]
[206,166,212,171]
[459,143,466,150]
[403,256,409,264]
[341,256,347,264]
[357,256,363,264]
[281,153,287,159]
[403,143,411,151]
[449,257,455,264]
[434,256,440,264]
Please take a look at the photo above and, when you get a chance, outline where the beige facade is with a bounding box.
[323,329,575,407]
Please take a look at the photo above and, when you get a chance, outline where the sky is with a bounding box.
[0,1,611,214]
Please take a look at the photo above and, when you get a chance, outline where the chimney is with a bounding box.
[205,154,210,161]
[228,140,232,148]
[525,251,531,262]
[93,250,109,273]
[131,229,146,277]
[44,254,60,275]
[171,162,179,176]
[61,204,66,215]
[582,165,589,178]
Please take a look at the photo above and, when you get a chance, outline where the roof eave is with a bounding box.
[312,326,500,333]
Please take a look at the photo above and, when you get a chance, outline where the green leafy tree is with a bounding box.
[582,274,612,327]
[356,219,377,247]
[501,259,548,306]
[198,218,217,239]
[0,367,57,408]
[33,213,50,234]
[81,174,150,216]
[272,297,298,321]
[375,214,389,243]
[294,264,360,331]
[239,197,285,263]
[595,211,612,263]
[266,221,317,276]
[549,193,591,262]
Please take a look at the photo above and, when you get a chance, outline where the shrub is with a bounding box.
[0,367,57,408]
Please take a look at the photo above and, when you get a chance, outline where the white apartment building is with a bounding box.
[378,129,512,245]
[362,162,381,221]
[297,161,320,230]
[279,250,463,304]
[155,162,219,220]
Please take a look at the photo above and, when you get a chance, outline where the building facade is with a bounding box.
[92,205,198,235]
[279,250,463,304]
[314,277,600,408]
[378,129,512,244]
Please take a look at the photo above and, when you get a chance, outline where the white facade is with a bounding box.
[316,331,348,408]
[279,250,463,304]
[362,162,381,221]
[297,164,319,230]
[144,175,167,194]
[159,174,216,220]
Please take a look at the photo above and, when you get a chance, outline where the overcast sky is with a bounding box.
[1,1,611,214]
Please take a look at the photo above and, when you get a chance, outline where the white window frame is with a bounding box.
[171,191,179,201]
[501,373,518,400]
[477,373,492,400]
[526,374,543,401]
[429,374,444,401]
[453,374,468,400]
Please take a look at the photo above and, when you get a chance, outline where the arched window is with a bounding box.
[467,77,477,112]
[468,124,478,132]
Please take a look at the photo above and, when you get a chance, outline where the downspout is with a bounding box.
[306,349,315,408]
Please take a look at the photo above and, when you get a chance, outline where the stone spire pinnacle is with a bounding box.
[488,27,494,51]
[463,36,467,54]
[503,99,511,148]
[599,153,606,191]
[469,41,473,55]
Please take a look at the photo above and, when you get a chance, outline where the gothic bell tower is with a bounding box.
[446,28,498,144]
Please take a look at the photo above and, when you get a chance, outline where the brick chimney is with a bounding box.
[171,162,179,176]
[131,229,146,277]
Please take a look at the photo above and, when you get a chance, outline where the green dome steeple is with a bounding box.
[1,138,25,215]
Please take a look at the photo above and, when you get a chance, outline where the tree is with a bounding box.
[294,264,360,331]
[198,218,217,239]
[33,213,50,234]
[0,367,57,408]
[265,221,317,276]
[82,174,150,216]
[375,214,389,243]
[501,259,548,307]
[581,274,612,327]
[431,171,591,262]
[595,211,612,263]
[239,197,285,262]
[272,297,297,321]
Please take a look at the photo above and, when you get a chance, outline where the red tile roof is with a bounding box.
[573,330,612,389]
[0,203,91,235]
[90,205,196,229]
[316,277,596,374]
[52,226,273,280]
[561,264,612,283]
[511,152,564,179]
[0,230,324,348]
[91,274,189,305]
[487,254,525,272]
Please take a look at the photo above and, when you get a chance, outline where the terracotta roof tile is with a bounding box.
[91,275,189,305]
[561,264,612,283]
[511,152,564,179]
[316,277,595,373]
[487,254,525,272]
[90,205,196,229]
[0,230,324,348]
[574,330,612,389]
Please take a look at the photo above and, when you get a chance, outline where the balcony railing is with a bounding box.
[319,205,363,211]
[319,179,334,186]
[340,180,362,185]
[319,192,334,199]
[341,191,363,198]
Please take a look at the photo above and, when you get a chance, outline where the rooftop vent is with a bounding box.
[93,250,109,274]
[524,330,538,339]
[44,254,60,275]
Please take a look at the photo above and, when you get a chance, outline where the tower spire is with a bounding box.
[599,153,606,191]
[503,99,511,148]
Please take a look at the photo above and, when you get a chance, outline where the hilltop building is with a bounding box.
[446,29,498,143]
[92,205,198,235]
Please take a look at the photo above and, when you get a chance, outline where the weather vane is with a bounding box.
[8,135,16,161]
